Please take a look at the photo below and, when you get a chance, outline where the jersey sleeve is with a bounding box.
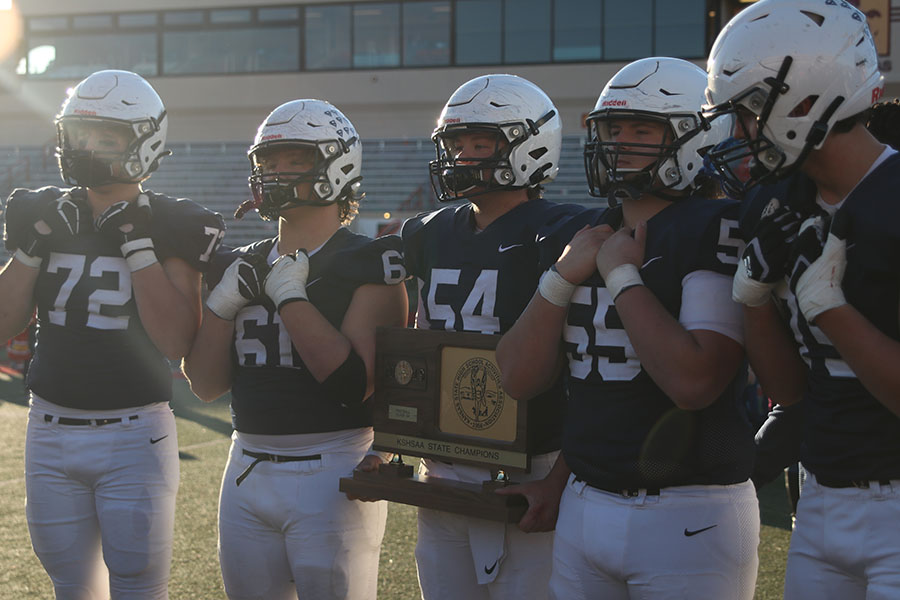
[334,234,407,286]
[400,211,431,279]
[151,194,226,272]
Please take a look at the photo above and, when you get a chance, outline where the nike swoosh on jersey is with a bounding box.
[484,560,498,575]
[683,524,717,537]
[498,243,524,253]
[150,435,169,444]
[641,256,662,269]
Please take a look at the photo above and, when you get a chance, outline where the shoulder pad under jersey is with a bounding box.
[146,191,226,272]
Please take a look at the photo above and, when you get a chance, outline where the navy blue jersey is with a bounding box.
[559,197,755,490]
[751,154,900,481]
[3,186,225,410]
[402,198,592,455]
[210,228,406,435]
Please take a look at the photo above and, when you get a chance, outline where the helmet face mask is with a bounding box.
[239,100,363,221]
[584,110,686,203]
[703,0,883,196]
[429,74,561,203]
[248,142,347,220]
[585,58,729,206]
[55,70,169,188]
[57,118,154,187]
[431,125,518,200]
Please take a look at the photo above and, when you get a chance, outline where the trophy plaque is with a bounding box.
[339,327,529,522]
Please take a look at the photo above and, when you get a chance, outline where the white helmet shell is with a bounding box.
[434,74,562,189]
[705,0,883,173]
[587,57,730,195]
[249,99,361,205]
[56,70,168,184]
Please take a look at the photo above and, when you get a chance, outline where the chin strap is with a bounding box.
[234,197,261,220]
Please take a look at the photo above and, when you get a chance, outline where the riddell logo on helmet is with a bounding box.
[73,109,97,116]
[261,134,283,141]
[601,99,627,107]
[872,86,885,104]
[444,118,461,124]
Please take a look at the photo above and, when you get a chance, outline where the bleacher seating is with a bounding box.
[0,136,603,249]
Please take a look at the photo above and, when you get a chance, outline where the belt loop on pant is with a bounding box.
[570,475,588,495]
[235,449,323,486]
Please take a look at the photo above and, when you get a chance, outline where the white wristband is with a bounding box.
[538,266,576,307]
[121,238,158,272]
[13,248,42,268]
[731,266,776,307]
[604,263,643,301]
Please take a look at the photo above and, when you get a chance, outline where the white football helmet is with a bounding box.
[55,70,169,187]
[430,74,561,202]
[584,57,731,205]
[704,0,883,193]
[241,99,362,221]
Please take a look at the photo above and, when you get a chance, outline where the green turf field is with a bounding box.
[0,375,791,599]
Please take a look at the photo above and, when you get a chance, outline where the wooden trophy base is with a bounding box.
[339,462,527,523]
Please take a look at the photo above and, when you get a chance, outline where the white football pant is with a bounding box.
[785,472,900,600]
[218,428,387,600]
[550,476,759,600]
[415,451,558,600]
[25,399,179,600]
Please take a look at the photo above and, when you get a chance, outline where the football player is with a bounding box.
[0,70,224,598]
[705,1,900,598]
[497,57,759,599]
[352,74,587,599]
[182,99,408,600]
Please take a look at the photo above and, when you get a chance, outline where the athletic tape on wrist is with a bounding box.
[797,234,847,321]
[13,248,42,268]
[538,265,577,307]
[604,263,644,301]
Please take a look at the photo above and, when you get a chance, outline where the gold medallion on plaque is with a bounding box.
[452,357,504,431]
[394,360,413,386]
[439,347,517,442]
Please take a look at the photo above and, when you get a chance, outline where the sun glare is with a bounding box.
[0,1,21,63]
